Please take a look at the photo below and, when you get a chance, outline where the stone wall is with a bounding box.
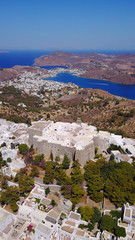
[35,137,76,162]
[93,136,109,154]
[28,128,42,146]
[28,123,96,165]
[76,141,95,165]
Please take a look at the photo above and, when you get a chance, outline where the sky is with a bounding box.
[0,0,135,51]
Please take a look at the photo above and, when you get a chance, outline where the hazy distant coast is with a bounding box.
[0,50,8,53]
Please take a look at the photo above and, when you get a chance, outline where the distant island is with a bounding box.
[0,50,8,53]
[34,51,135,85]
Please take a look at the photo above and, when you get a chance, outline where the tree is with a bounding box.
[1,176,8,189]
[71,160,83,184]
[95,147,98,155]
[47,113,50,118]
[110,210,123,219]
[19,175,34,193]
[77,206,94,222]
[107,144,125,154]
[55,168,67,185]
[45,187,50,195]
[55,156,60,165]
[91,207,101,224]
[87,175,103,202]
[11,142,15,149]
[7,157,12,163]
[14,168,27,182]
[30,166,39,178]
[43,162,55,184]
[51,199,56,207]
[84,158,135,207]
[51,152,53,161]
[0,142,6,147]
[40,158,46,169]
[84,161,100,181]
[18,144,28,154]
[87,223,95,231]
[100,215,117,233]
[62,154,70,169]
[0,186,20,211]
[29,144,34,151]
[71,184,84,205]
[10,200,19,212]
[33,154,44,164]
[114,226,126,237]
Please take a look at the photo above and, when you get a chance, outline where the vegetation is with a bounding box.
[77,206,94,221]
[110,210,123,219]
[78,206,101,232]
[62,154,70,169]
[18,175,34,194]
[114,226,126,237]
[107,144,125,154]
[42,153,135,207]
[70,184,84,204]
[30,165,39,178]
[0,186,20,212]
[100,215,117,233]
[32,154,44,164]
[51,199,56,207]
[70,160,84,184]
[18,144,28,154]
[43,161,55,184]
[7,157,12,163]
[84,158,135,207]
[0,142,6,147]
[0,151,8,168]
[45,187,50,195]
[100,215,126,237]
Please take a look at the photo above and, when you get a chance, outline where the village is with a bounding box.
[0,118,135,240]
[0,69,79,101]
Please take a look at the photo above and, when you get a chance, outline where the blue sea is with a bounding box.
[0,50,135,100]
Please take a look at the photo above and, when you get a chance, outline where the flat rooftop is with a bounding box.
[69,212,80,221]
[41,197,51,206]
[62,225,74,234]
[125,208,131,218]
[30,120,52,131]
[30,120,97,150]
[37,223,52,236]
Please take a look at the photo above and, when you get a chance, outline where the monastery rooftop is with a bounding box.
[29,120,97,150]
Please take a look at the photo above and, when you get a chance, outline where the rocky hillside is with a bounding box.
[34,51,135,85]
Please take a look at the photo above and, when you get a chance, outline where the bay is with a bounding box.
[45,72,135,100]
[0,50,135,100]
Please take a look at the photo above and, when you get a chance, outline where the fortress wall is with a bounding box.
[76,141,95,165]
[93,136,109,154]
[35,139,76,162]
[29,123,95,165]
[28,128,42,145]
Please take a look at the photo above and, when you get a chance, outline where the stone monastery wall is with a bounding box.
[28,120,97,165]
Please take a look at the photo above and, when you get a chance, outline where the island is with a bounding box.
[34,51,135,85]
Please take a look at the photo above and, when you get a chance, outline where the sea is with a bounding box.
[0,50,135,100]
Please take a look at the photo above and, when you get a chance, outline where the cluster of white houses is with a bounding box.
[0,184,98,240]
[0,119,135,239]
[0,184,135,240]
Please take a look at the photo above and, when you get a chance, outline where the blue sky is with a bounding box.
[0,0,135,51]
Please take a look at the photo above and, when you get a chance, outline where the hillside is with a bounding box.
[0,86,134,138]
[0,66,47,83]
[34,51,135,85]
